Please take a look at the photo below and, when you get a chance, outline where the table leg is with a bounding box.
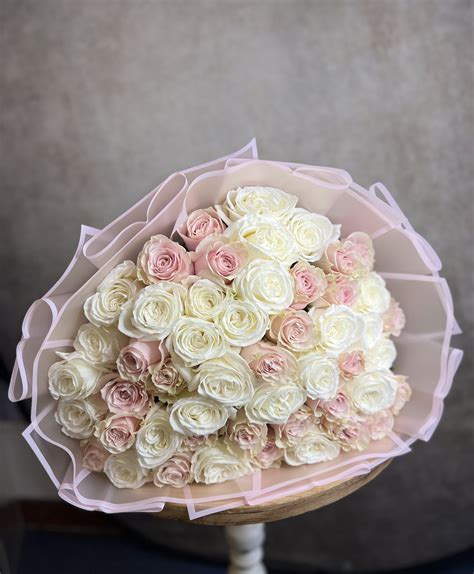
[225,523,267,574]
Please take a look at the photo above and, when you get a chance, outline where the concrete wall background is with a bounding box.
[1,0,473,570]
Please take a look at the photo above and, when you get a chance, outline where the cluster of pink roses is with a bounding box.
[49,186,410,490]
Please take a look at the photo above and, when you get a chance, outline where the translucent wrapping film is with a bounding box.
[9,140,462,518]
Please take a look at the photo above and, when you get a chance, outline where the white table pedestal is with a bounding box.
[154,461,391,572]
[225,523,267,574]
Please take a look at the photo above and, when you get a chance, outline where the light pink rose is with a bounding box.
[137,234,193,284]
[324,417,370,452]
[391,375,412,415]
[365,409,394,440]
[240,341,296,381]
[146,358,186,397]
[383,298,406,337]
[338,420,371,452]
[320,275,359,307]
[256,428,283,469]
[322,232,375,278]
[182,433,217,452]
[310,390,351,422]
[269,310,315,352]
[178,208,225,250]
[338,350,365,380]
[95,414,141,454]
[100,377,151,417]
[117,339,167,382]
[193,236,247,284]
[225,413,267,453]
[81,439,110,472]
[153,451,193,488]
[290,262,328,310]
[273,405,314,448]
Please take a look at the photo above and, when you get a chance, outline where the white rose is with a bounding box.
[365,337,397,370]
[197,351,255,407]
[101,260,137,283]
[284,208,340,262]
[354,272,391,314]
[185,278,231,320]
[169,396,231,436]
[218,299,269,347]
[55,396,107,439]
[224,215,298,266]
[347,370,398,414]
[360,312,384,349]
[135,407,182,468]
[284,428,340,466]
[297,354,339,400]
[118,282,186,341]
[166,317,228,367]
[73,323,127,367]
[245,382,305,424]
[311,305,363,356]
[48,357,103,400]
[84,261,141,327]
[104,451,150,489]
[191,442,253,484]
[233,259,294,315]
[217,186,298,224]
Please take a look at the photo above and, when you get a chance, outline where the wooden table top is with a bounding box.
[155,459,391,525]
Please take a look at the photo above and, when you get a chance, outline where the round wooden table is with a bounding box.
[156,459,391,573]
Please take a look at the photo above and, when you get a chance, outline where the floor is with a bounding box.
[1,503,472,574]
[8,531,474,574]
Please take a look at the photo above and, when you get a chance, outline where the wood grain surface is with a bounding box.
[154,459,391,525]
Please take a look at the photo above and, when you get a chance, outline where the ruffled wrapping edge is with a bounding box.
[8,139,463,519]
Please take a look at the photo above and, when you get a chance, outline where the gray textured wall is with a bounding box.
[1,0,473,570]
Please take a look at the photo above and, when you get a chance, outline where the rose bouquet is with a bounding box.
[9,141,462,518]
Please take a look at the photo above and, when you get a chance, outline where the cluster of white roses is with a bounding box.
[48,186,410,490]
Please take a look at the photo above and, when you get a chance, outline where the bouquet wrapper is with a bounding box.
[9,139,462,519]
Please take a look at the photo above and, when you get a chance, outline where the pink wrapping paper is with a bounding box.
[9,139,462,518]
